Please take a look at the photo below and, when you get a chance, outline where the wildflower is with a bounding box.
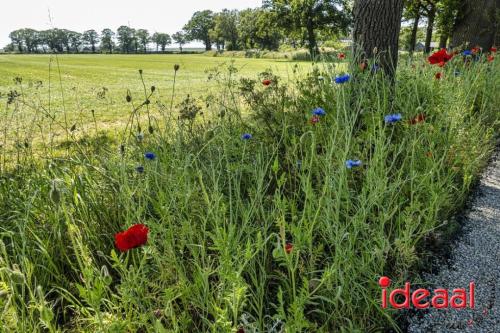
[359,62,368,71]
[345,159,362,169]
[471,46,481,54]
[371,64,380,72]
[435,72,442,80]
[144,152,156,160]
[310,115,320,125]
[410,113,426,125]
[136,165,145,173]
[490,47,497,53]
[334,74,350,84]
[237,327,245,333]
[384,113,402,124]
[428,49,453,65]
[262,79,272,86]
[337,52,346,60]
[463,50,473,56]
[115,224,149,252]
[487,55,494,62]
[437,61,446,67]
[285,243,293,254]
[241,133,253,140]
[426,151,433,158]
[174,64,180,71]
[312,107,326,116]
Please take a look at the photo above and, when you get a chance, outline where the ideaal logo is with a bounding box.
[379,276,475,309]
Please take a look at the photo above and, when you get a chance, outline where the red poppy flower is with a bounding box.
[435,72,442,80]
[285,243,293,254]
[338,52,346,60]
[115,224,149,252]
[410,113,426,125]
[310,115,320,125]
[471,46,481,54]
[262,79,272,86]
[237,327,245,333]
[490,47,497,53]
[359,62,368,71]
[487,55,494,62]
[437,61,446,67]
[428,49,453,65]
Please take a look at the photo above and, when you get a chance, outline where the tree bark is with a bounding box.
[409,12,420,54]
[424,5,436,53]
[451,0,499,50]
[353,0,404,78]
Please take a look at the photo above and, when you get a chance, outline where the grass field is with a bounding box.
[0,54,311,150]
[0,51,499,332]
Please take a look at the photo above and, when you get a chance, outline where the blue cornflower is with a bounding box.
[463,50,472,56]
[144,152,156,160]
[241,133,253,140]
[384,113,403,124]
[136,165,145,173]
[334,74,351,84]
[371,64,380,72]
[345,159,362,169]
[312,107,326,116]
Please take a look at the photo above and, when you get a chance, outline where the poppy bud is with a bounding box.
[138,69,143,75]
[174,64,180,71]
[151,86,156,92]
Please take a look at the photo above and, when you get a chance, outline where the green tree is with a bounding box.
[211,9,240,51]
[172,31,187,53]
[435,0,460,48]
[151,33,172,52]
[135,29,150,53]
[100,29,115,53]
[68,31,83,52]
[184,10,215,51]
[83,30,99,53]
[265,0,350,57]
[238,9,259,49]
[9,30,24,52]
[117,26,135,53]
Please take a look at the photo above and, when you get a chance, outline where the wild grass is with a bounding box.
[0,52,498,332]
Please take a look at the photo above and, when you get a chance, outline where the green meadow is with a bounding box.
[0,54,311,145]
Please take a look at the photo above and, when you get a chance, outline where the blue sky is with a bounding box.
[0,0,263,48]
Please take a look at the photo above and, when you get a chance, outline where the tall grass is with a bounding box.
[0,53,499,332]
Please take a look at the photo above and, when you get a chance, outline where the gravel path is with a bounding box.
[406,151,500,332]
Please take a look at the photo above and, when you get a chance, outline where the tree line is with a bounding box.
[4,0,498,56]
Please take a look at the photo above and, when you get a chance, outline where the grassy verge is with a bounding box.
[0,53,499,332]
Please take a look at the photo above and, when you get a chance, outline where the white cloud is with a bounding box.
[0,0,262,47]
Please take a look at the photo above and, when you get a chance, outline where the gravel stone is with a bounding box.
[406,151,500,332]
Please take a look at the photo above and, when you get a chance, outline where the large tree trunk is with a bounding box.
[424,5,436,53]
[353,0,404,78]
[409,13,420,54]
[451,0,499,50]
